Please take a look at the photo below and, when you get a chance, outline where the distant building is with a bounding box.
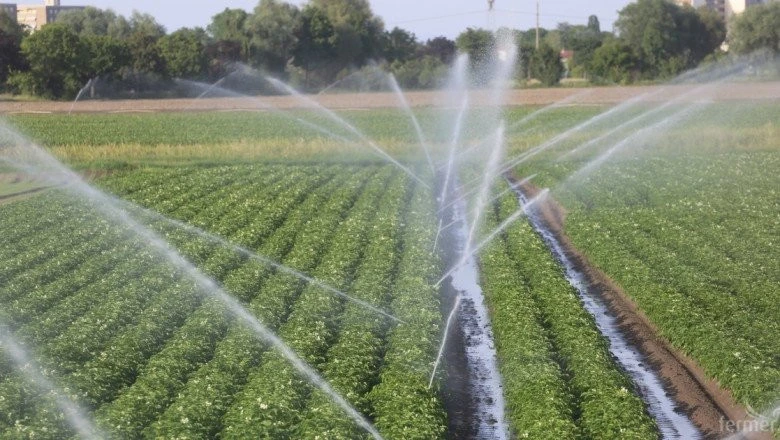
[0,3,17,19]
[676,0,768,21]
[16,0,84,31]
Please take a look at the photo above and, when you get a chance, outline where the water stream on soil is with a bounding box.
[438,178,509,440]
[510,182,701,439]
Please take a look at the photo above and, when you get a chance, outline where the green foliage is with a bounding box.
[54,6,130,39]
[0,9,25,88]
[246,0,300,75]
[311,0,385,66]
[558,21,608,75]
[382,27,419,63]
[509,102,780,410]
[729,2,780,55]
[157,28,209,79]
[590,38,639,84]
[207,7,250,51]
[456,27,495,71]
[421,36,456,65]
[531,43,565,86]
[390,55,447,89]
[83,35,131,78]
[292,5,336,88]
[615,0,725,78]
[11,24,89,99]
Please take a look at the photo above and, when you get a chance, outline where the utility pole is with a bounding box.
[535,0,540,49]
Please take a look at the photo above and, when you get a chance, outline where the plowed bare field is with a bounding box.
[2,82,779,114]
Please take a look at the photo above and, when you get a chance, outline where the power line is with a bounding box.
[390,10,489,25]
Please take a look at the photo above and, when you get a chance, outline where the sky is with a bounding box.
[57,0,634,39]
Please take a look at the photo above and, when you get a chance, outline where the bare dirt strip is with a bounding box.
[515,179,773,440]
[1,82,779,114]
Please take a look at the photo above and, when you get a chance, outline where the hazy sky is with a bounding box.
[57,0,634,39]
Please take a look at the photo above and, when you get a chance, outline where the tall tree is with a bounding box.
[127,12,166,74]
[55,7,130,39]
[615,0,724,77]
[157,28,209,79]
[129,11,166,39]
[245,0,299,75]
[421,36,456,65]
[12,24,90,99]
[84,35,131,78]
[382,27,418,64]
[587,15,601,33]
[558,20,607,75]
[0,10,25,89]
[208,8,250,60]
[531,43,564,86]
[455,28,495,68]
[310,0,384,70]
[590,37,639,83]
[729,2,780,55]
[292,4,336,88]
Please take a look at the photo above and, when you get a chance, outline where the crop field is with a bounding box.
[510,101,780,411]
[0,95,778,439]
[0,163,447,438]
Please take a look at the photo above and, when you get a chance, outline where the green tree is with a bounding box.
[729,2,780,55]
[558,20,607,76]
[616,0,725,77]
[157,28,208,79]
[456,28,495,68]
[588,15,601,33]
[129,11,165,39]
[590,37,639,83]
[84,35,131,77]
[246,0,299,75]
[12,24,89,99]
[0,10,25,89]
[391,55,446,89]
[292,5,336,88]
[382,27,418,63]
[55,6,130,39]
[421,36,456,65]
[207,8,250,60]
[310,0,385,71]
[126,12,166,74]
[530,43,564,86]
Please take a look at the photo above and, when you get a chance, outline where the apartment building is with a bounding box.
[0,3,17,18]
[15,0,84,30]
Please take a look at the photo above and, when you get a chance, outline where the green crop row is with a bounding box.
[476,184,658,439]
[367,182,448,439]
[92,166,372,438]
[552,152,780,409]
[218,169,399,438]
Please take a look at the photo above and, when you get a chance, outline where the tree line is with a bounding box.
[0,0,778,100]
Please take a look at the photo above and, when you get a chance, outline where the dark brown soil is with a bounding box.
[437,192,478,439]
[512,177,773,440]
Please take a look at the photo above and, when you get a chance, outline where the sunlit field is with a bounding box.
[1,95,778,438]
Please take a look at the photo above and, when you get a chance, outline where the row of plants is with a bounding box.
[218,170,402,438]
[553,152,779,408]
[293,174,410,438]
[90,165,376,437]
[477,184,658,438]
[140,168,389,439]
[0,165,371,437]
[367,180,448,439]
